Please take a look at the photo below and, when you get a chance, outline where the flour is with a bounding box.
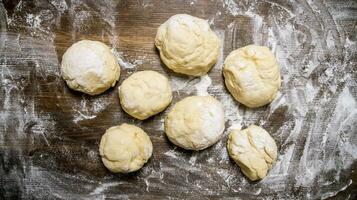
[213,84,243,125]
[1,0,356,199]
[89,182,121,195]
[49,0,68,13]
[251,15,263,44]
[72,95,111,124]
[189,0,198,6]
[321,179,353,199]
[118,57,135,69]
[195,75,212,96]
[7,0,120,42]
[111,50,150,70]
[189,152,198,165]
[1,33,65,199]
[170,75,196,93]
[222,0,240,17]
[217,0,355,198]
[163,148,182,160]
[26,14,42,28]
[212,30,225,71]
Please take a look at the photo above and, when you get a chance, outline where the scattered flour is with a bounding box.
[170,75,196,93]
[116,55,135,69]
[195,75,212,96]
[72,96,111,124]
[26,14,42,28]
[1,0,356,199]
[89,182,121,195]
[163,148,181,160]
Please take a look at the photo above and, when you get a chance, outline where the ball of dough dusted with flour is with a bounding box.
[119,71,172,120]
[223,45,281,108]
[165,96,225,150]
[61,40,120,95]
[227,125,278,181]
[155,14,220,76]
[99,123,153,173]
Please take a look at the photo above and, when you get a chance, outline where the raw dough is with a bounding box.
[223,45,281,108]
[155,14,220,76]
[119,70,172,120]
[99,123,153,173]
[61,40,120,95]
[165,96,225,150]
[227,125,278,181]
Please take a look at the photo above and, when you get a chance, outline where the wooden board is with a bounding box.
[1,0,356,199]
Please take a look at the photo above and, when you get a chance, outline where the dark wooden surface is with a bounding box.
[0,0,356,199]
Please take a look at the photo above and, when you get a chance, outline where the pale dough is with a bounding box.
[155,14,221,76]
[61,40,120,95]
[165,96,225,150]
[223,45,281,108]
[119,70,172,120]
[227,125,278,181]
[99,123,153,173]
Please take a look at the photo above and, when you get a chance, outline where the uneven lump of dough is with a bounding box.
[61,40,120,95]
[223,45,281,108]
[119,71,172,120]
[165,96,225,150]
[227,125,278,181]
[155,14,221,76]
[99,123,153,173]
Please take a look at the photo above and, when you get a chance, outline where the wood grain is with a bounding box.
[0,0,356,199]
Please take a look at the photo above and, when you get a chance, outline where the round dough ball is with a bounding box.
[155,14,221,76]
[99,123,153,173]
[119,70,172,120]
[223,45,281,108]
[165,96,225,150]
[61,40,120,95]
[227,125,278,181]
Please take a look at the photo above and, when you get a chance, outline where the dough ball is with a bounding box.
[227,125,278,181]
[99,123,153,173]
[119,70,172,120]
[155,14,221,76]
[61,40,120,95]
[165,96,225,150]
[223,45,281,108]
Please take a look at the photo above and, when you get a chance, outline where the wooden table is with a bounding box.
[1,0,356,199]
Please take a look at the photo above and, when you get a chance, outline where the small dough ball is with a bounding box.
[227,125,278,181]
[223,45,281,108]
[99,123,153,173]
[155,14,221,76]
[165,96,225,150]
[119,71,172,120]
[61,40,120,95]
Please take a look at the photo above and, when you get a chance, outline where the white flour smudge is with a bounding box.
[1,0,356,199]
[118,57,135,69]
[26,14,42,28]
[89,182,121,195]
[170,75,196,93]
[213,84,243,126]
[195,75,212,96]
[163,148,181,160]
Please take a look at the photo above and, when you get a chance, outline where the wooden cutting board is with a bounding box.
[1,0,356,199]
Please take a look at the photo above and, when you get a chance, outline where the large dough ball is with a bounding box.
[61,40,120,95]
[165,96,225,150]
[223,45,281,108]
[227,125,278,181]
[99,123,153,173]
[155,14,221,76]
[119,70,172,120]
